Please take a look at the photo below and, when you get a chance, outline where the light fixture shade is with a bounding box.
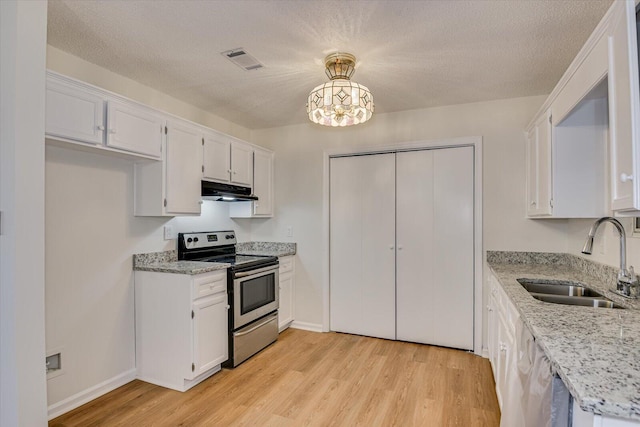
[307,53,374,127]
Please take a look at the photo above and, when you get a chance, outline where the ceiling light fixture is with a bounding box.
[307,52,374,127]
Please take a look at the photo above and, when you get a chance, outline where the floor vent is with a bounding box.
[221,48,264,71]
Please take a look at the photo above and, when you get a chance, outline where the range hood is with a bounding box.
[201,181,258,202]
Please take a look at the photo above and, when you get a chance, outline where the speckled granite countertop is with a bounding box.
[487,251,640,421]
[133,241,295,274]
[133,250,230,275]
[236,242,296,257]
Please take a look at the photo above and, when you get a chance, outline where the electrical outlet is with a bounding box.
[164,225,175,240]
[286,226,293,238]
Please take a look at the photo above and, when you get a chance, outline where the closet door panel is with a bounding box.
[329,154,396,340]
[396,150,435,344]
[396,147,474,350]
[432,146,474,350]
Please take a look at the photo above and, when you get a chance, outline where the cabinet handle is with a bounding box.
[620,173,634,183]
[398,245,403,251]
[233,171,237,175]
[96,125,105,131]
[198,200,204,205]
[389,245,394,250]
[227,169,232,174]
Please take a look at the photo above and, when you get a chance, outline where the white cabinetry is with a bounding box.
[608,0,640,213]
[526,110,553,217]
[45,71,162,159]
[278,256,295,331]
[487,271,519,413]
[135,269,228,392]
[134,119,203,216]
[525,0,639,217]
[203,132,253,187]
[230,147,274,218]
[45,76,105,145]
[105,99,163,158]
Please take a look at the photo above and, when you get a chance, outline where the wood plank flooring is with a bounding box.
[50,329,500,427]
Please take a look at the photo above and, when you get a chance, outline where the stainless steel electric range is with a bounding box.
[178,230,279,367]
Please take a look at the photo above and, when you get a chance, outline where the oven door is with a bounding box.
[233,264,279,329]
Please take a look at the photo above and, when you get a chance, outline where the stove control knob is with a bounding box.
[227,234,235,239]
[193,237,199,243]
[187,238,193,243]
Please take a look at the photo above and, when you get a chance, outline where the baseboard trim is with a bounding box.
[47,368,136,420]
[290,321,323,333]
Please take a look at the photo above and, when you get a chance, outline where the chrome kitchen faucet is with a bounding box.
[581,217,638,298]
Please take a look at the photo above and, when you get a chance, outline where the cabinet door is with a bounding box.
[203,132,231,183]
[278,272,294,331]
[608,0,640,211]
[230,141,253,186]
[329,153,396,340]
[192,293,228,378]
[106,100,163,158]
[253,148,274,216]
[45,79,105,145]
[527,110,553,216]
[396,147,474,350]
[165,120,203,215]
[487,294,498,377]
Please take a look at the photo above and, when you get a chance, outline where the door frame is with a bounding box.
[322,136,484,355]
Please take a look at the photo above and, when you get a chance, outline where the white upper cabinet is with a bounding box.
[164,120,203,215]
[525,0,637,218]
[608,0,640,213]
[203,132,253,187]
[45,71,162,160]
[203,132,231,182]
[134,119,203,216]
[106,99,163,158]
[230,141,253,186]
[45,77,105,145]
[229,147,274,218]
[525,110,553,217]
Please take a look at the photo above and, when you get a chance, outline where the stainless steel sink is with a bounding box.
[517,278,624,309]
[517,279,603,297]
[529,293,624,309]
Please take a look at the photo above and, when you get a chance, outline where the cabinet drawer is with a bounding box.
[192,270,227,300]
[279,256,294,274]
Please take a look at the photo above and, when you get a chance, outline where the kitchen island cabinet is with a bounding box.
[134,269,228,392]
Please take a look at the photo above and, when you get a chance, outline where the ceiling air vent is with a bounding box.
[221,48,264,71]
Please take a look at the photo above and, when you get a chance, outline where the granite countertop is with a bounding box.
[236,241,296,257]
[487,252,640,421]
[133,241,296,274]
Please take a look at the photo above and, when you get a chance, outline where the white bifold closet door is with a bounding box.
[329,146,474,350]
[396,147,474,350]
[329,153,396,340]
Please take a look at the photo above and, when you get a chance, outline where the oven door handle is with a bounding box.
[234,314,277,337]
[234,264,279,278]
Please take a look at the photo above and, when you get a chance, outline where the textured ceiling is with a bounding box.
[47,0,613,130]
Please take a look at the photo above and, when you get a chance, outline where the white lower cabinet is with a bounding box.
[135,269,228,392]
[278,256,295,331]
[487,272,519,413]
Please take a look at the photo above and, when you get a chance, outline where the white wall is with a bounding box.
[251,96,570,329]
[0,1,48,425]
[45,50,253,412]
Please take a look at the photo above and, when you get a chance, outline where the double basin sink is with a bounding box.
[517,278,624,309]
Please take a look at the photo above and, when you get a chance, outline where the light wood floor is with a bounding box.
[50,329,500,427]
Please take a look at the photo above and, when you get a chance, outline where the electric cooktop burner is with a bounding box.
[177,230,278,271]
